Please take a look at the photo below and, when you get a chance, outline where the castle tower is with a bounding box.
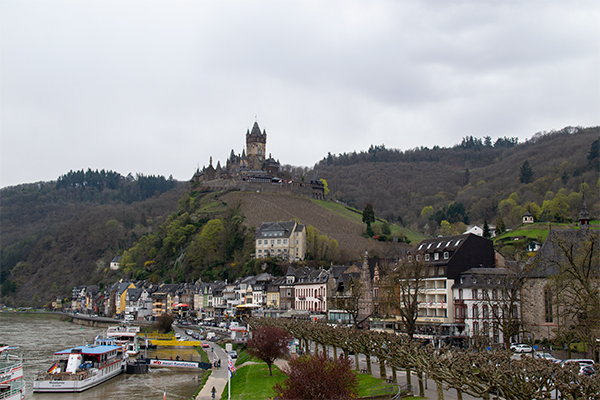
[246,121,267,170]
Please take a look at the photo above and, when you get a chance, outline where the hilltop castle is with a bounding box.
[192,121,281,183]
[191,121,325,199]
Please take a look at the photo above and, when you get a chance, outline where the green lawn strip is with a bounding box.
[310,198,364,224]
[356,373,394,397]
[218,363,392,400]
[219,363,285,400]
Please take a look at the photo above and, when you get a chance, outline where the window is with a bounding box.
[425,254,430,261]
[258,249,262,253]
[277,239,281,244]
[544,287,553,323]
[284,239,288,244]
[443,252,449,259]
[270,240,274,245]
[458,289,463,300]
[473,321,479,333]
[472,289,478,299]
[483,305,489,319]
[492,289,498,300]
[258,240,262,245]
[473,305,479,319]
[416,255,421,261]
[434,253,439,260]
[408,255,412,261]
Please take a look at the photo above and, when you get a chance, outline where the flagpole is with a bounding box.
[228,358,231,400]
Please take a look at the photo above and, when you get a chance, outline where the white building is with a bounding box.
[255,220,306,261]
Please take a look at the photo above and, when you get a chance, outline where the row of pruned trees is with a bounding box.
[248,317,600,400]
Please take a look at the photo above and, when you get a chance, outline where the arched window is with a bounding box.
[483,305,489,319]
[492,289,498,300]
[458,289,463,300]
[473,305,479,319]
[544,287,553,323]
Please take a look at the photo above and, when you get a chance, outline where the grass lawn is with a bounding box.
[219,363,392,400]
[219,363,286,400]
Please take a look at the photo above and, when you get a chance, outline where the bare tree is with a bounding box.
[378,258,428,339]
[332,275,373,329]
[538,229,600,359]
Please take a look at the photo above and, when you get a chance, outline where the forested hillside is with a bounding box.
[0,171,185,305]
[1,126,598,307]
[316,126,599,235]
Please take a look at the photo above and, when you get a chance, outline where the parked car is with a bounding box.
[229,351,237,359]
[202,342,210,348]
[562,359,595,376]
[511,344,533,353]
[534,352,559,363]
[185,329,194,336]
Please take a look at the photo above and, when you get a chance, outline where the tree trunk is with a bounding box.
[379,358,386,380]
[392,366,397,383]
[366,353,372,374]
[456,388,463,400]
[482,391,490,400]
[418,372,425,398]
[333,346,337,359]
[355,353,360,371]
[436,379,444,400]
[322,343,326,355]
[406,367,412,386]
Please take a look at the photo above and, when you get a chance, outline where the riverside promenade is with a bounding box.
[197,345,480,400]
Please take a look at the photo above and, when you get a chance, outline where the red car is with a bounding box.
[202,342,209,348]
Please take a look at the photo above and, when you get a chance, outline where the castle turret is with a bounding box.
[246,122,267,170]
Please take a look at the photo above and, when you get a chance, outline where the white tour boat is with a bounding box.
[107,325,140,356]
[0,346,25,400]
[33,337,125,393]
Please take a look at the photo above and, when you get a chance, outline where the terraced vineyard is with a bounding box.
[220,191,414,259]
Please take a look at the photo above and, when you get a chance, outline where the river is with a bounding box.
[0,313,204,400]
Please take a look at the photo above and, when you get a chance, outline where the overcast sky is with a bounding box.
[1,1,598,188]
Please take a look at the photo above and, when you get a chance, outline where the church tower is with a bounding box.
[246,121,267,170]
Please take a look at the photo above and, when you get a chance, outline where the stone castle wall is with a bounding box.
[192,179,319,198]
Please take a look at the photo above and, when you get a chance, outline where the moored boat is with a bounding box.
[32,337,125,393]
[0,346,26,400]
[107,325,140,356]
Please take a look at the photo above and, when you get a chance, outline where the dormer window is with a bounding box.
[434,253,439,260]
[425,254,430,261]
[443,252,449,259]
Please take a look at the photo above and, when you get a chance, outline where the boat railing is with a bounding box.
[0,359,21,375]
[36,370,92,381]
[0,379,25,400]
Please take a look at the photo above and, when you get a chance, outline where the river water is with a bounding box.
[0,313,204,400]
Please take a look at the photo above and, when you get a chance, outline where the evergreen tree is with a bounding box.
[362,203,375,236]
[483,219,491,238]
[519,160,534,184]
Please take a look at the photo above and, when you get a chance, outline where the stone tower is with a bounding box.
[246,121,267,171]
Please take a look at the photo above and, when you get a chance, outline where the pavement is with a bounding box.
[195,342,231,400]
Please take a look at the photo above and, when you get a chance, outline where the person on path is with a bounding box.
[211,386,216,399]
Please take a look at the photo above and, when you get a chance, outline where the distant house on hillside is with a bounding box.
[464,224,496,238]
[110,255,122,270]
[522,212,534,224]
